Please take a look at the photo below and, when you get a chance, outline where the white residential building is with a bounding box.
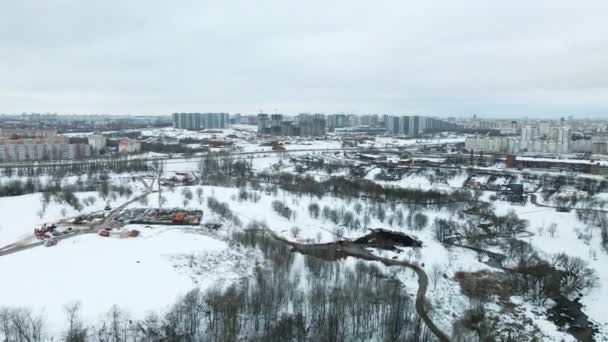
[88,135,107,153]
[0,136,91,162]
[118,139,141,154]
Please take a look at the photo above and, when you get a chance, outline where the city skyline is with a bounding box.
[1,112,607,121]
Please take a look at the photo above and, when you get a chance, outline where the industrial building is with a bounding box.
[172,113,230,130]
[503,156,607,175]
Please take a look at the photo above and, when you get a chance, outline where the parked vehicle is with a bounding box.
[99,229,110,237]
[44,238,57,247]
[64,228,77,235]
[204,223,223,230]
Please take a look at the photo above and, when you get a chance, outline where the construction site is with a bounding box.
[115,208,203,226]
[26,206,204,246]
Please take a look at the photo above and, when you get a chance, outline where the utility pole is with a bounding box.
[158,173,162,208]
[152,159,164,209]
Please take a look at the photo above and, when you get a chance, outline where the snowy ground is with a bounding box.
[364,167,468,191]
[0,225,256,336]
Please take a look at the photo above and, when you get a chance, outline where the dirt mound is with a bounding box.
[354,229,422,250]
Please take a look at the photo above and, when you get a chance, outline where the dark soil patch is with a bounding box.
[353,228,422,251]
[454,270,513,301]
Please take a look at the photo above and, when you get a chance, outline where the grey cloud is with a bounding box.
[0,0,607,117]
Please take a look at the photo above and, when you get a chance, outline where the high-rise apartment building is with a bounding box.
[385,116,461,136]
[257,113,326,136]
[172,113,230,130]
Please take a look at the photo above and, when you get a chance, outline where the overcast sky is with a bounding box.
[1,1,607,117]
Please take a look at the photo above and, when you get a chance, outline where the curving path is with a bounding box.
[530,194,608,213]
[266,230,450,342]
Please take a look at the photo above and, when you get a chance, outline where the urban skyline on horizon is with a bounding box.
[0,111,605,120]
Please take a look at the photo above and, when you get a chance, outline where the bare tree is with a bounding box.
[334,227,345,239]
[0,307,46,342]
[342,211,355,228]
[430,264,443,291]
[537,225,544,237]
[552,253,598,296]
[88,196,97,206]
[353,202,363,215]
[547,223,558,238]
[308,203,320,219]
[329,209,340,225]
[290,226,301,239]
[413,213,429,231]
[182,188,193,202]
[196,187,204,204]
[363,212,371,228]
[64,302,87,342]
[138,195,149,207]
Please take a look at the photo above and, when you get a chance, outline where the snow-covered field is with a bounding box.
[0,226,255,336]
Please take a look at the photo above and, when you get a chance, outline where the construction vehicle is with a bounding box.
[34,229,47,238]
[172,212,187,223]
[34,223,56,238]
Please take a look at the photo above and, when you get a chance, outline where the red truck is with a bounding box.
[172,212,187,223]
